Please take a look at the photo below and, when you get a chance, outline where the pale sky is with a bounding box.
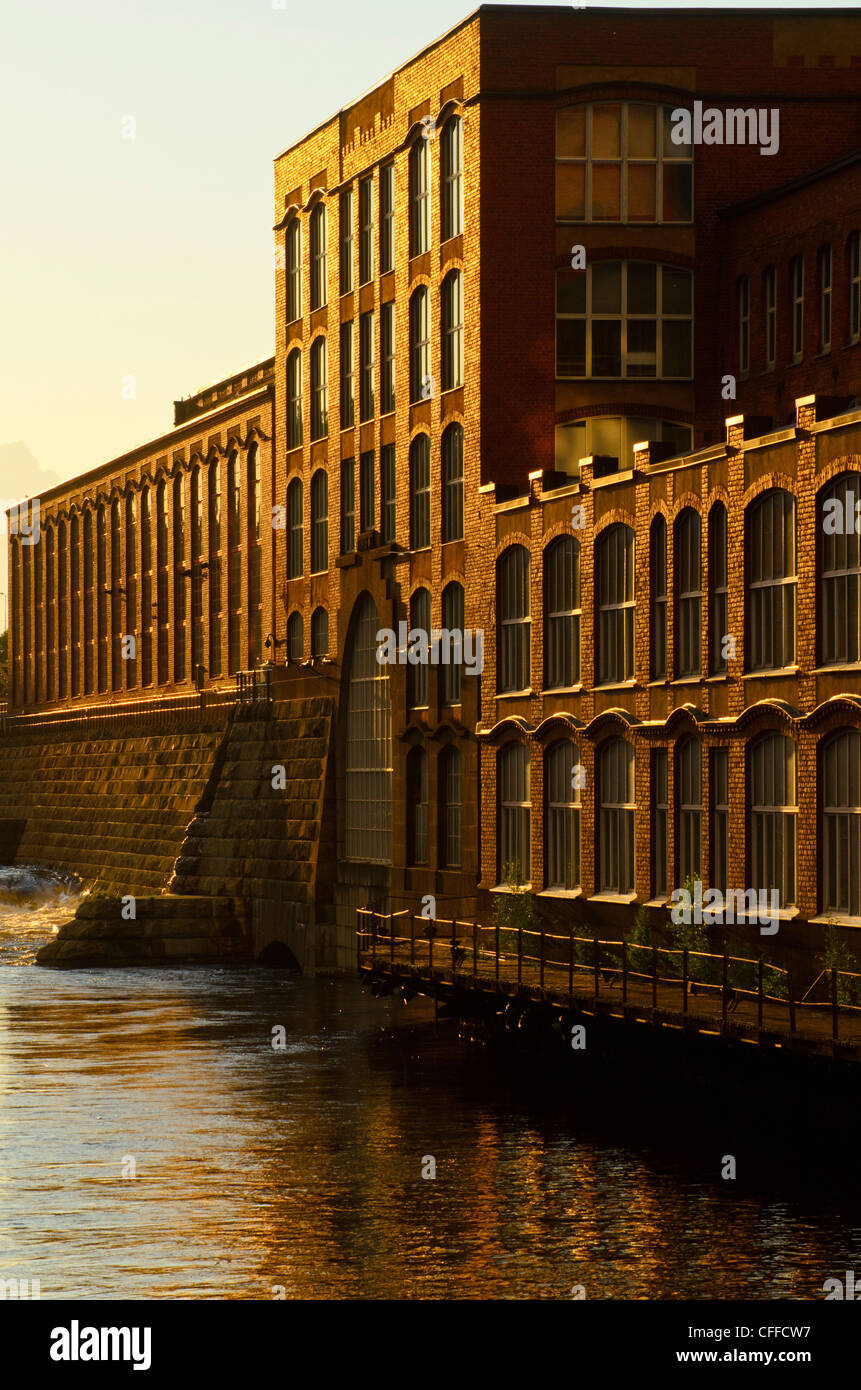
[0,0,843,617]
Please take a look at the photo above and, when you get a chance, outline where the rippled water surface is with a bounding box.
[0,870,859,1300]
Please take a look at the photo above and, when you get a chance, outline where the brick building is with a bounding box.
[7,6,861,961]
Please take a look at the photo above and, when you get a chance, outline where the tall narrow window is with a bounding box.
[546,740,581,890]
[227,453,241,674]
[83,512,94,693]
[764,265,776,370]
[409,434,431,550]
[597,524,634,684]
[819,244,833,352]
[57,522,67,698]
[599,738,635,893]
[439,746,462,868]
[287,348,303,448]
[441,269,463,390]
[791,255,804,360]
[738,275,749,376]
[310,337,328,440]
[287,610,304,662]
[172,479,186,684]
[339,188,353,295]
[155,486,167,683]
[208,460,222,679]
[441,580,464,706]
[340,457,355,554]
[441,423,464,543]
[360,310,375,421]
[379,162,395,274]
[711,747,729,896]
[653,748,668,900]
[380,443,396,543]
[380,301,395,413]
[287,477,303,579]
[709,503,728,675]
[310,202,327,310]
[441,115,463,241]
[497,545,530,693]
[70,515,80,696]
[820,472,861,665]
[310,470,328,573]
[544,535,581,689]
[359,450,375,533]
[359,176,374,284]
[407,587,431,710]
[344,594,392,862]
[849,232,861,343]
[249,446,264,669]
[407,747,429,866]
[189,472,203,678]
[650,514,667,680]
[677,738,702,883]
[675,508,701,678]
[822,729,861,918]
[339,322,354,429]
[750,733,797,907]
[46,526,55,700]
[748,489,796,671]
[285,217,301,321]
[311,607,329,657]
[409,286,430,402]
[409,138,429,257]
[140,489,153,686]
[498,742,530,883]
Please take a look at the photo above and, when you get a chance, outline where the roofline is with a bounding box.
[721,148,861,218]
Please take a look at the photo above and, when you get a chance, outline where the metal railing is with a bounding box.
[357,909,861,1052]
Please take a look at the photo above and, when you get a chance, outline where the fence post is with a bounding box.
[495,920,500,988]
[517,925,522,987]
[410,912,415,966]
[371,912,376,964]
[593,937,600,998]
[429,928,434,978]
[832,968,839,1044]
[621,938,627,1004]
[390,912,395,967]
[540,923,545,992]
[788,970,796,1037]
[569,930,574,998]
[722,953,729,1028]
[682,948,688,1017]
[757,959,764,1037]
[651,946,657,1013]
[452,918,457,984]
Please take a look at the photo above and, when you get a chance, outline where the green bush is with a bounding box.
[824,926,861,1007]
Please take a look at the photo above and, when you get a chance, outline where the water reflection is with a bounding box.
[0,886,858,1300]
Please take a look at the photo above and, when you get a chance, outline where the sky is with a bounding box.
[0,0,847,616]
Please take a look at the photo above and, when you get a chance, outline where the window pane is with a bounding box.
[662,319,692,376]
[592,320,622,376]
[557,320,586,376]
[592,164,621,220]
[627,261,657,314]
[556,107,586,157]
[592,104,621,158]
[557,271,587,314]
[591,261,622,313]
[627,163,656,221]
[662,163,692,221]
[627,104,656,158]
[556,164,585,219]
[662,266,692,315]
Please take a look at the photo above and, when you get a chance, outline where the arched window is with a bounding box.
[207,460,222,679]
[711,747,729,896]
[650,514,667,680]
[441,581,464,706]
[555,101,693,224]
[406,747,429,866]
[441,115,463,241]
[310,202,327,310]
[820,473,861,666]
[439,745,462,868]
[409,138,429,256]
[97,503,108,690]
[344,594,392,862]
[310,337,328,440]
[247,446,261,667]
[339,187,354,294]
[545,740,581,891]
[544,535,581,689]
[441,269,463,390]
[227,454,241,674]
[409,286,430,403]
[409,434,431,549]
[140,487,153,686]
[125,494,138,689]
[675,508,701,678]
[441,423,463,542]
[286,610,304,662]
[171,479,185,684]
[652,748,668,899]
[287,477,303,579]
[819,244,832,353]
[311,470,329,573]
[82,510,94,694]
[497,545,530,693]
[311,607,329,657]
[70,514,81,696]
[677,738,702,883]
[57,520,67,699]
[849,231,860,343]
[750,733,797,906]
[498,742,530,883]
[748,489,796,671]
[287,349,303,449]
[596,524,634,685]
[285,217,301,321]
[599,738,635,893]
[822,729,861,917]
[45,526,56,700]
[709,503,728,675]
[407,587,431,709]
[556,260,693,379]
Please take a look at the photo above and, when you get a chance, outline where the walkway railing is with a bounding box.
[357,909,861,1055]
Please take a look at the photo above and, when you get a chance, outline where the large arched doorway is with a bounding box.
[343,594,392,864]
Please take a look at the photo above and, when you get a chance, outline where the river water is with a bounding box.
[0,866,858,1301]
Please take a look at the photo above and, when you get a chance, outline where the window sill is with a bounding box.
[742,667,799,679]
[594,680,636,691]
[496,688,533,698]
[537,888,583,900]
[809,914,861,928]
[543,684,583,695]
[734,907,799,922]
[490,883,533,894]
[589,892,637,904]
[644,897,671,909]
[811,664,861,674]
[648,677,669,687]
[672,676,703,686]
[705,673,730,683]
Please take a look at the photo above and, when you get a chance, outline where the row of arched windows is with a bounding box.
[496,473,861,694]
[496,728,861,918]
